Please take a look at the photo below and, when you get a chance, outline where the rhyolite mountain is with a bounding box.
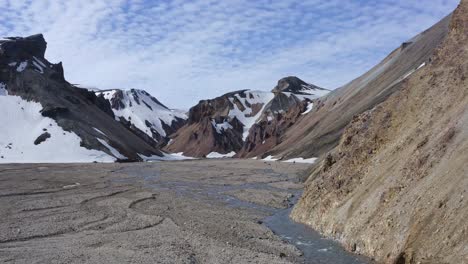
[292,1,467,263]
[164,77,329,157]
[0,34,163,162]
[258,12,453,161]
[96,88,187,147]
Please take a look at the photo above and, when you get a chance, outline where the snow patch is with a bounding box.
[16,61,27,72]
[93,128,107,137]
[226,90,275,140]
[262,155,279,161]
[282,157,318,164]
[211,119,233,134]
[139,152,196,161]
[32,60,44,74]
[0,94,114,163]
[301,102,314,115]
[206,151,236,158]
[0,83,7,96]
[96,138,127,160]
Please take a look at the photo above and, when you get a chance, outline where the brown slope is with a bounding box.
[292,1,467,263]
[267,14,452,160]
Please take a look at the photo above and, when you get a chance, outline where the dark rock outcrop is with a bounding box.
[0,34,162,161]
[0,34,47,59]
[34,132,51,145]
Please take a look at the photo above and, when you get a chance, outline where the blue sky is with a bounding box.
[0,0,460,108]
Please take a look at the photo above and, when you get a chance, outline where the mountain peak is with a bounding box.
[0,34,47,60]
[272,76,325,94]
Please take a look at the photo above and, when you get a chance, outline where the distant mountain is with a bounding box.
[0,34,162,162]
[96,89,187,146]
[261,11,453,160]
[165,76,329,157]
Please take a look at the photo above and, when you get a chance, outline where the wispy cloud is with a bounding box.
[0,0,459,108]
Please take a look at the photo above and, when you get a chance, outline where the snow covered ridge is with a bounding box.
[0,90,116,163]
[96,89,187,142]
[209,85,330,141]
[225,90,275,140]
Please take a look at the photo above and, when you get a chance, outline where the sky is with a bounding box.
[0,0,460,109]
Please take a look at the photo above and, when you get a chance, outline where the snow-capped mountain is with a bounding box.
[0,34,163,163]
[0,85,116,163]
[165,77,330,157]
[96,89,187,145]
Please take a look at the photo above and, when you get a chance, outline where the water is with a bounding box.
[119,164,373,264]
[264,206,373,264]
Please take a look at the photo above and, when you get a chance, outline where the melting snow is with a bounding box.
[0,83,7,96]
[0,93,114,163]
[206,151,236,158]
[16,61,27,72]
[391,61,428,87]
[262,155,280,161]
[139,152,196,161]
[226,90,275,140]
[93,127,107,137]
[211,119,233,134]
[301,102,314,115]
[282,157,318,164]
[97,138,127,160]
[32,60,44,74]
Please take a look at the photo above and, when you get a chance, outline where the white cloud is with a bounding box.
[0,0,459,108]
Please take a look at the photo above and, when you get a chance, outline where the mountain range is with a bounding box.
[0,1,466,263]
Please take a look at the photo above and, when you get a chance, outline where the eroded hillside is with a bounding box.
[292,1,468,263]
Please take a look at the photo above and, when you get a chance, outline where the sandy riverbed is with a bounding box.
[0,159,313,264]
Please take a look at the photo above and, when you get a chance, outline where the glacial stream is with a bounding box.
[118,164,373,264]
[263,196,373,264]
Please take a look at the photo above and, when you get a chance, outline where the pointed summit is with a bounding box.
[272,76,327,94]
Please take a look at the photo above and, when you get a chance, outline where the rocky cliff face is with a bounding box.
[0,34,162,162]
[96,89,187,147]
[165,77,329,157]
[292,2,467,263]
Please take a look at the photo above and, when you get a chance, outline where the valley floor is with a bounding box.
[0,160,369,264]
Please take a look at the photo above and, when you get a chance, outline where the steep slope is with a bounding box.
[0,34,162,162]
[96,89,187,146]
[265,14,452,160]
[165,77,328,157]
[292,2,467,263]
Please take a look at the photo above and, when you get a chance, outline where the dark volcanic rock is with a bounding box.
[34,132,51,145]
[272,76,325,94]
[40,105,69,118]
[0,34,47,59]
[0,34,162,160]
